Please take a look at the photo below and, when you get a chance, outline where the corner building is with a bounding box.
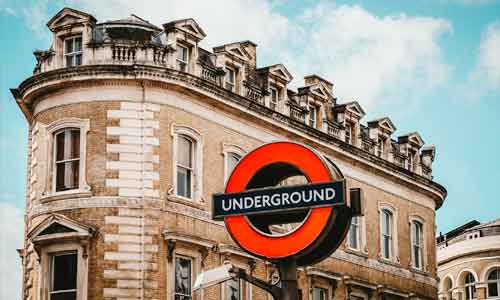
[12,8,447,300]
[437,219,500,300]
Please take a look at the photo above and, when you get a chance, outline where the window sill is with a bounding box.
[345,247,369,258]
[377,256,401,268]
[410,267,429,276]
[40,190,92,203]
[167,195,206,210]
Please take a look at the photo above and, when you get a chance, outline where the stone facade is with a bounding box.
[437,219,500,300]
[12,7,447,300]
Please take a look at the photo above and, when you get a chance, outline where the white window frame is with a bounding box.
[378,202,399,263]
[221,260,248,300]
[409,215,426,271]
[225,67,236,92]
[39,243,88,300]
[176,44,189,72]
[269,87,279,110]
[64,35,83,67]
[222,143,246,184]
[45,118,90,197]
[171,124,203,202]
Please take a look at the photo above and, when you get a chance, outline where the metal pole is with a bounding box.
[279,259,298,300]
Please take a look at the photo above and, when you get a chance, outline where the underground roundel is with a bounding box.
[212,142,355,266]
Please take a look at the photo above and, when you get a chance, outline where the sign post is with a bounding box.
[206,142,362,300]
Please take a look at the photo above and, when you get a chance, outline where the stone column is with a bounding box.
[476,284,487,300]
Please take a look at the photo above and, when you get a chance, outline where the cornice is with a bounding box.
[13,64,447,206]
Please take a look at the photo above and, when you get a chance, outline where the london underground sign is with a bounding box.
[212,142,360,266]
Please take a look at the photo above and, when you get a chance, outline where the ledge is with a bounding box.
[13,64,447,207]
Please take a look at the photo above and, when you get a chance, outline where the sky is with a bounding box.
[1,0,499,298]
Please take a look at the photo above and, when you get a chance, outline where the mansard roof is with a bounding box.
[398,132,425,148]
[368,117,397,133]
[47,7,96,32]
[100,14,161,32]
[163,18,206,40]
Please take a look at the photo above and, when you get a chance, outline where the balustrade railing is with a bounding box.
[112,46,136,61]
[201,67,218,83]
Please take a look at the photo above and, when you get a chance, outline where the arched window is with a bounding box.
[488,269,500,298]
[380,209,394,260]
[226,153,241,179]
[411,220,424,270]
[465,272,476,300]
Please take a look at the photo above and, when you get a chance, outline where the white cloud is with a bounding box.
[13,0,452,111]
[471,21,500,90]
[0,201,24,300]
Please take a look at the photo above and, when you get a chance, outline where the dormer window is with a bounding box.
[225,67,236,92]
[64,36,82,67]
[308,105,317,128]
[270,87,278,110]
[176,45,189,72]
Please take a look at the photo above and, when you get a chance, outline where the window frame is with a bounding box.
[40,242,88,300]
[45,118,90,197]
[464,272,477,300]
[378,202,399,263]
[312,287,327,300]
[225,67,236,92]
[176,44,189,72]
[174,255,193,300]
[53,128,81,192]
[269,87,279,110]
[222,143,246,184]
[377,137,386,157]
[487,268,500,299]
[49,251,78,300]
[345,122,353,144]
[347,216,361,251]
[171,125,203,202]
[64,35,83,67]
[309,105,317,128]
[409,217,425,271]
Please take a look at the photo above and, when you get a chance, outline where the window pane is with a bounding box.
[178,136,192,168]
[177,167,191,198]
[384,236,391,258]
[65,39,73,54]
[56,130,80,161]
[177,46,187,61]
[488,282,498,297]
[74,37,82,51]
[489,269,499,280]
[313,288,325,300]
[56,160,79,191]
[75,54,82,66]
[52,253,77,291]
[51,291,76,300]
[175,258,191,295]
[66,56,74,67]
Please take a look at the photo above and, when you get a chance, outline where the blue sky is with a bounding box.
[0,1,499,297]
